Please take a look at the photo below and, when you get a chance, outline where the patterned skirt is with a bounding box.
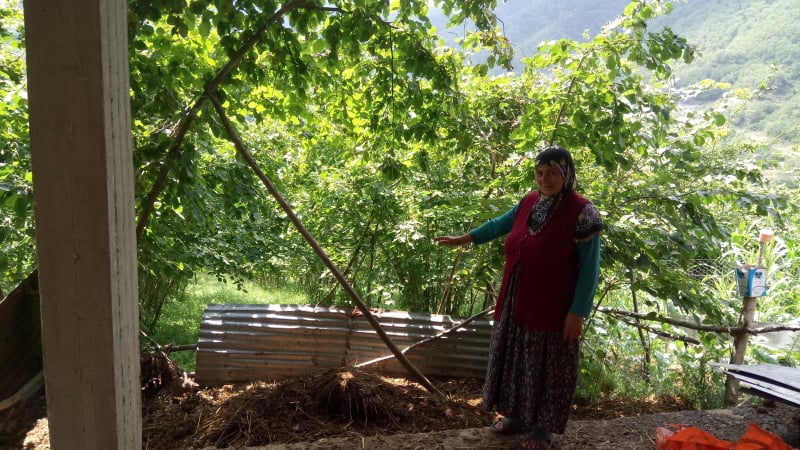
[482,266,580,434]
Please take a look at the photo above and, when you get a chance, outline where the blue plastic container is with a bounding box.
[735,265,767,297]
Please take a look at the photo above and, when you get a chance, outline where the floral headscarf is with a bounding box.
[535,146,576,194]
[528,146,589,236]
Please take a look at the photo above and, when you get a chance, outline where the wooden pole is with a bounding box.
[725,295,757,406]
[726,239,770,406]
[205,91,442,396]
[135,1,304,240]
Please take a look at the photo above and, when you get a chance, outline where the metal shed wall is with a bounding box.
[196,304,492,386]
[0,272,43,407]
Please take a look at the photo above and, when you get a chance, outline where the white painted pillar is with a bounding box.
[23,0,141,448]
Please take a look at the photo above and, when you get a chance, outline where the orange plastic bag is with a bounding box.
[733,423,795,450]
[658,425,733,450]
[656,422,797,450]
[656,426,678,450]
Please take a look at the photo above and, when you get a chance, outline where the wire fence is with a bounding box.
[662,259,726,281]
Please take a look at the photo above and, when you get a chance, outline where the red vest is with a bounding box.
[494,191,589,332]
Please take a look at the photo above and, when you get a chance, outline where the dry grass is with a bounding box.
[142,368,492,449]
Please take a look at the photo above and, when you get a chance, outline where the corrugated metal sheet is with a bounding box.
[196,304,493,386]
[712,362,800,407]
[0,271,43,407]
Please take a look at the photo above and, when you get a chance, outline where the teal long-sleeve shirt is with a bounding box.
[468,204,601,318]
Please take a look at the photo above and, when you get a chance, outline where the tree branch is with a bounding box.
[548,48,591,146]
[604,310,700,345]
[205,89,442,396]
[319,216,372,304]
[436,220,473,315]
[135,0,305,240]
[599,306,800,335]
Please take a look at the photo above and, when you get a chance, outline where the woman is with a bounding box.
[434,146,603,449]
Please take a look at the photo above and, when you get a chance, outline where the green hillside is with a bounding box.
[490,0,630,61]
[434,0,800,146]
[655,0,800,146]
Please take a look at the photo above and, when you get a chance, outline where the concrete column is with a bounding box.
[23,0,140,448]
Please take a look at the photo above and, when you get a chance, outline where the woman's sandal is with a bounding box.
[490,416,525,435]
[518,427,556,449]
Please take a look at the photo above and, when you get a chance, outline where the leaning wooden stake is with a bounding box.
[134,1,304,240]
[206,91,442,396]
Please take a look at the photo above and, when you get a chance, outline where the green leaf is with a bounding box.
[13,195,29,218]
[199,21,211,38]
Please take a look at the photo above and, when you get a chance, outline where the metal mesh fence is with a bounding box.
[662,259,725,281]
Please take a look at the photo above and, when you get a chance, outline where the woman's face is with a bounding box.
[535,164,565,196]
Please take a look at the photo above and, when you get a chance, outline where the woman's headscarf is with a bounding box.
[528,146,604,240]
[534,146,576,194]
[528,146,576,235]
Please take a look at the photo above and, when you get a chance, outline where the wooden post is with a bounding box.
[726,236,771,406]
[23,0,141,448]
[725,295,757,406]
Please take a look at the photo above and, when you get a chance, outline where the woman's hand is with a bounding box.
[562,313,584,341]
[433,234,473,246]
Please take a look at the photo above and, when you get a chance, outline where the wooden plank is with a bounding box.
[24,0,140,447]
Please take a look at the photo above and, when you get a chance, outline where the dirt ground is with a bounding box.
[3,367,799,450]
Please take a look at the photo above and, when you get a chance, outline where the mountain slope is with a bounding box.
[433,0,799,145]
[654,0,799,144]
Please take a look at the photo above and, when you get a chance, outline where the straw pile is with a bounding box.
[141,367,492,449]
